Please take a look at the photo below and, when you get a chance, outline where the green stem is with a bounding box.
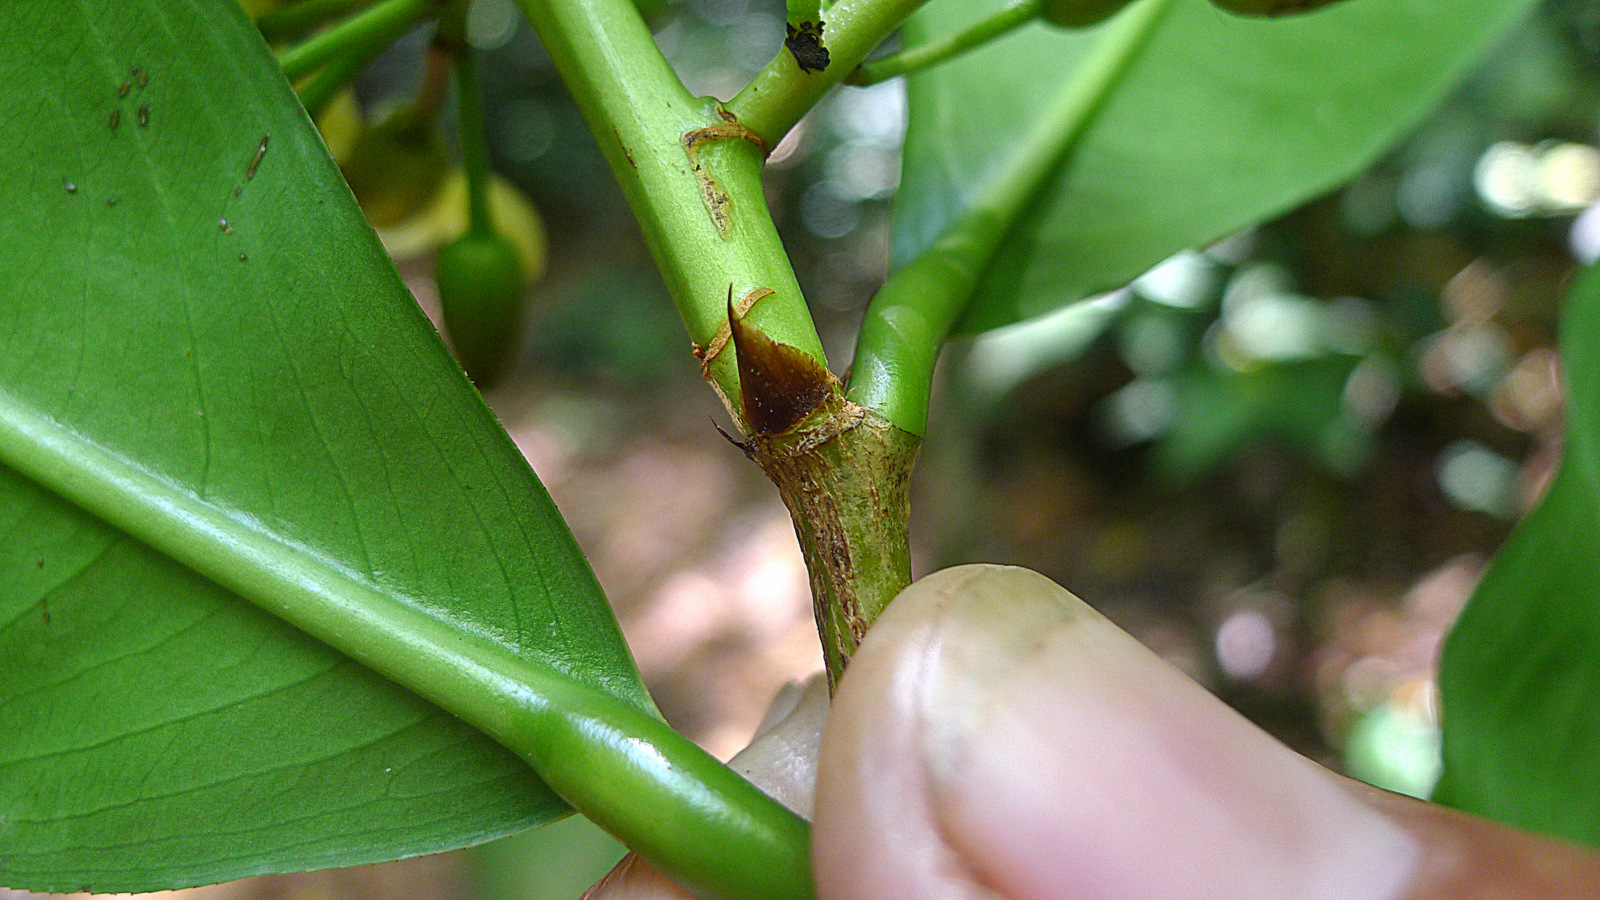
[727,0,934,148]
[0,387,811,900]
[849,0,1043,86]
[295,41,375,117]
[258,0,381,44]
[453,47,494,236]
[278,0,437,83]
[845,0,1176,435]
[512,0,825,417]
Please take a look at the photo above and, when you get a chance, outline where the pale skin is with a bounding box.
[586,565,1600,900]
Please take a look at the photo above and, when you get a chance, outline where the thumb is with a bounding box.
[813,564,1600,900]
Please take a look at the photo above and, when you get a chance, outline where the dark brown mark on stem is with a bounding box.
[682,110,769,235]
[695,285,775,380]
[785,21,830,73]
[727,296,834,436]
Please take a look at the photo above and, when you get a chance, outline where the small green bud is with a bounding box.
[435,229,528,387]
[1039,0,1134,29]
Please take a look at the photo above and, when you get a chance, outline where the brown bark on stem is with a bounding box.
[725,306,920,689]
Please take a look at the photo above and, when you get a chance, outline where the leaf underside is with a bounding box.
[1436,264,1600,848]
[893,0,1538,335]
[0,2,650,891]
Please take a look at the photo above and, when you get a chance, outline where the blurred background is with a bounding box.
[14,0,1600,898]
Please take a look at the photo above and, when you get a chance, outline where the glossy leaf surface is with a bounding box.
[1437,264,1600,848]
[892,0,1535,334]
[0,2,651,890]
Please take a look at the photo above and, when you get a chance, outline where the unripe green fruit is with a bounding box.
[1210,0,1347,17]
[340,111,449,229]
[435,230,528,387]
[1040,0,1134,29]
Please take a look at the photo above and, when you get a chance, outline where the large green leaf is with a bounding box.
[892,0,1534,334]
[0,1,653,891]
[1436,264,1600,848]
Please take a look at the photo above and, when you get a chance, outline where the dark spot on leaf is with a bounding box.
[137,105,149,127]
[118,81,130,98]
[247,135,270,180]
[729,297,833,435]
[785,21,830,74]
[106,195,118,207]
[219,218,232,234]
[109,109,120,130]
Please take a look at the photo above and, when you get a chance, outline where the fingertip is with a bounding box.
[816,564,1421,900]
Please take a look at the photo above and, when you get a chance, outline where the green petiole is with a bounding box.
[848,0,1044,86]
[450,36,495,236]
[277,0,438,83]
[845,0,1178,435]
[258,0,384,44]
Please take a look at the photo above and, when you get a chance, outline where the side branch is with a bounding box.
[726,0,935,147]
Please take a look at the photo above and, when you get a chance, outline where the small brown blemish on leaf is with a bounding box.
[35,557,44,568]
[219,218,233,234]
[729,296,834,436]
[106,195,118,207]
[41,599,50,625]
[238,252,248,262]
[118,81,131,98]
[785,21,830,74]
[247,134,270,180]
[109,109,120,130]
[134,66,148,87]
[137,104,149,127]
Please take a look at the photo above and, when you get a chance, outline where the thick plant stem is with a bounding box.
[726,307,918,686]
[513,0,825,413]
[750,401,919,686]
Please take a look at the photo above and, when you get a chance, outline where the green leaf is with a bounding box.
[1436,263,1600,848]
[0,1,653,891]
[892,0,1535,335]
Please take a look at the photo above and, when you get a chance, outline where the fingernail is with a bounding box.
[912,565,1420,900]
